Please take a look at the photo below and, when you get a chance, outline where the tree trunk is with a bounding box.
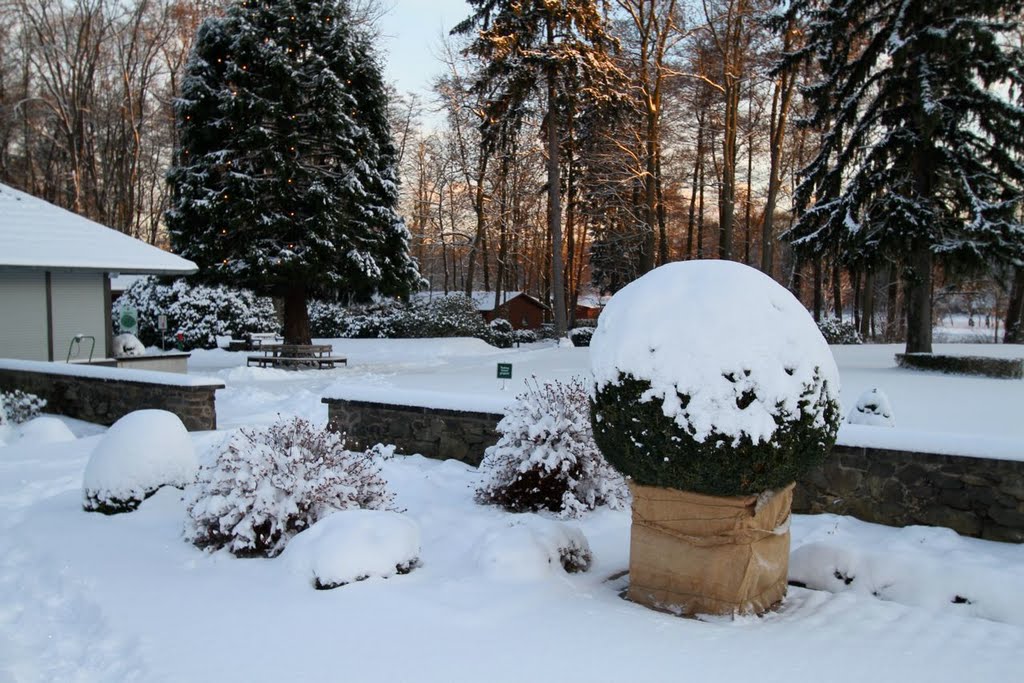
[904,246,933,353]
[1005,266,1024,343]
[812,258,823,322]
[546,57,568,338]
[282,283,311,344]
[831,260,842,320]
[860,270,874,340]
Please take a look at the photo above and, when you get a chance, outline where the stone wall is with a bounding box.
[323,398,1024,542]
[323,398,503,467]
[0,366,223,431]
[794,445,1024,543]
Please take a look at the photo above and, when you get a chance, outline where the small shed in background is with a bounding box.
[414,290,550,330]
[0,182,197,362]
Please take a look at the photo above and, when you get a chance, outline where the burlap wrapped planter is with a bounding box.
[628,482,794,616]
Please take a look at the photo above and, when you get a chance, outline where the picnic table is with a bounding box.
[246,343,347,370]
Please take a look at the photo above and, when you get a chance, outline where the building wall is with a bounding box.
[488,296,547,329]
[0,269,48,360]
[50,271,106,361]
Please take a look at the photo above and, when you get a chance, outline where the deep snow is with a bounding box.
[1,338,1022,682]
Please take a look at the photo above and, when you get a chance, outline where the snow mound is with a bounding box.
[473,517,592,580]
[790,540,1024,625]
[112,333,145,357]
[591,260,840,444]
[82,410,197,513]
[15,416,76,444]
[847,388,895,427]
[284,509,421,589]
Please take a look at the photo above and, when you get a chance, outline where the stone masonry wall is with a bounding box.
[323,398,503,467]
[794,445,1024,543]
[0,367,222,431]
[324,398,1024,542]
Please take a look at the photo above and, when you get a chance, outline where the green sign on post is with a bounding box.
[119,306,138,334]
[497,363,513,380]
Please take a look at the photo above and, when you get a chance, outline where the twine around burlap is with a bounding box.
[627,481,794,616]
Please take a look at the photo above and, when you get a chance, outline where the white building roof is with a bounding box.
[0,182,197,275]
[412,290,546,312]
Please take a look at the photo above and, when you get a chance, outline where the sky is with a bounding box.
[377,0,471,107]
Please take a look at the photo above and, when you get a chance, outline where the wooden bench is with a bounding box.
[246,343,347,370]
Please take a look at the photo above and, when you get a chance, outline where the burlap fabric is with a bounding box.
[627,481,794,616]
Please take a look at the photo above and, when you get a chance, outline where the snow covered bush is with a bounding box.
[308,299,347,338]
[112,333,145,357]
[568,327,595,347]
[114,277,279,349]
[474,518,592,578]
[476,378,628,518]
[487,318,515,348]
[83,410,197,514]
[0,390,46,426]
[514,328,538,344]
[847,388,895,427]
[590,261,841,496]
[817,316,863,344]
[185,418,395,558]
[283,510,421,589]
[411,294,490,339]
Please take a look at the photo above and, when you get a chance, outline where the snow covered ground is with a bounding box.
[2,339,1023,681]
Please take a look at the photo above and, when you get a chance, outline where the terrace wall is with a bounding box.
[323,397,1024,543]
[0,360,223,431]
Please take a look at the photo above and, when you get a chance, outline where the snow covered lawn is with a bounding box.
[2,338,1023,681]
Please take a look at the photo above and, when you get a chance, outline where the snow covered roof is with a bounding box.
[0,183,197,275]
[412,290,548,312]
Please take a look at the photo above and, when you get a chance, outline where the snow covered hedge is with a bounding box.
[308,295,514,346]
[114,277,279,350]
[817,316,863,344]
[184,418,395,558]
[0,390,46,426]
[83,410,197,514]
[477,379,628,517]
[590,261,841,496]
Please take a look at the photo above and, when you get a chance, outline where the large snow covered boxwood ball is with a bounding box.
[83,410,197,514]
[589,260,840,617]
[184,418,394,558]
[590,260,840,497]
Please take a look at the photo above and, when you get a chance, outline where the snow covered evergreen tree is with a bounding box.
[777,0,1024,353]
[452,0,623,339]
[167,0,420,343]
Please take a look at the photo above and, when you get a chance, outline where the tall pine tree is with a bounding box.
[452,0,623,338]
[167,0,420,343]
[777,0,1024,353]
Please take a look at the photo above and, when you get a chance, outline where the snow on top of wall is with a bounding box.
[322,384,512,415]
[0,358,224,388]
[590,260,840,444]
[0,182,196,274]
[836,424,1024,463]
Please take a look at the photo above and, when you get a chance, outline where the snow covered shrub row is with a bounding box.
[308,294,515,347]
[590,261,842,496]
[817,316,863,344]
[114,277,279,349]
[476,378,628,518]
[514,328,538,344]
[83,410,197,514]
[0,390,46,426]
[185,417,395,558]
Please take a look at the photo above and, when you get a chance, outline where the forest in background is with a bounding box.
[2,0,1022,342]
